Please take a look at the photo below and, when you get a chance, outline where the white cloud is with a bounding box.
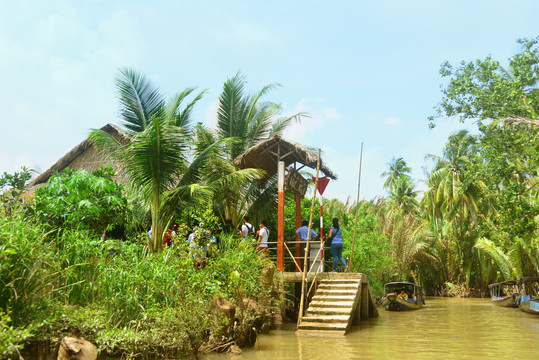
[386,116,401,125]
[285,99,339,141]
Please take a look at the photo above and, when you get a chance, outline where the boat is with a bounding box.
[381,282,425,311]
[487,280,519,307]
[517,277,539,315]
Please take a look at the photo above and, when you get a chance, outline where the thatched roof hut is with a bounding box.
[233,135,337,183]
[30,123,130,187]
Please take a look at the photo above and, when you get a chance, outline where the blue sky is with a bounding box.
[1,0,537,201]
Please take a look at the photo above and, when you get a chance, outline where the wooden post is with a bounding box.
[348,143,363,272]
[277,161,285,272]
[298,150,320,325]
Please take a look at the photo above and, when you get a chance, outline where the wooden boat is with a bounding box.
[517,277,539,315]
[487,280,519,307]
[381,282,425,311]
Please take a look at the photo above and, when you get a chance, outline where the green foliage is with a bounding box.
[0,167,34,217]
[0,215,58,324]
[343,211,395,294]
[423,36,539,292]
[431,36,539,127]
[31,166,127,235]
[0,208,275,357]
[0,310,35,358]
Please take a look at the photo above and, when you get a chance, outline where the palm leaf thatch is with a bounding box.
[233,135,337,184]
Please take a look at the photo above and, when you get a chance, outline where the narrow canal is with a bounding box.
[203,297,538,359]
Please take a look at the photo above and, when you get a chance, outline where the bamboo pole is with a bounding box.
[347,143,363,272]
[297,149,321,326]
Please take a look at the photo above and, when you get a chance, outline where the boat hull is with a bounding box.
[518,296,539,315]
[491,294,518,307]
[381,294,424,311]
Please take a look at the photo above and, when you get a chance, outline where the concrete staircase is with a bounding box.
[296,274,377,336]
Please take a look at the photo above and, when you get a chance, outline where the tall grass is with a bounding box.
[0,215,58,325]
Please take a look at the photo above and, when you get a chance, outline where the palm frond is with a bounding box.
[116,67,165,133]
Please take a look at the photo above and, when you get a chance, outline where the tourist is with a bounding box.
[189,222,211,269]
[296,220,318,270]
[328,217,347,272]
[257,220,270,252]
[241,216,255,239]
[399,289,408,299]
[164,223,177,248]
[221,218,235,235]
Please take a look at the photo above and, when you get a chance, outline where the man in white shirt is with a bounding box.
[241,216,254,239]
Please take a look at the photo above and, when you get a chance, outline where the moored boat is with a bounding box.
[488,280,519,307]
[517,277,539,315]
[381,282,425,311]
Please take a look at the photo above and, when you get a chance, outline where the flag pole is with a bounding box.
[347,143,363,272]
[298,149,320,325]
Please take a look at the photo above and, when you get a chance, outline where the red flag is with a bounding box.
[312,176,330,195]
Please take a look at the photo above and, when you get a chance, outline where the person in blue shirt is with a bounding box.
[328,217,347,272]
[296,220,318,271]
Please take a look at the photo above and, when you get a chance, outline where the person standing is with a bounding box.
[189,223,210,269]
[257,220,270,252]
[327,217,347,272]
[221,219,235,235]
[241,216,255,239]
[296,220,318,270]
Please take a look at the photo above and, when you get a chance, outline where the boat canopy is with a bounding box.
[384,282,424,294]
[488,280,518,289]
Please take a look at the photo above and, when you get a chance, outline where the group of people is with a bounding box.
[147,216,349,272]
[295,217,347,272]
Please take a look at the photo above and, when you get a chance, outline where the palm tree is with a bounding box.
[198,72,304,224]
[389,176,419,215]
[116,67,205,134]
[381,157,412,191]
[90,68,209,251]
[424,130,485,284]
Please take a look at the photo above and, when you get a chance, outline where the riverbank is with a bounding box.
[1,215,282,359]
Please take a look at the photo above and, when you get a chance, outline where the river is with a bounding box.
[202,297,538,359]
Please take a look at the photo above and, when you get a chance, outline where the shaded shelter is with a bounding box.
[233,134,337,272]
[233,135,337,183]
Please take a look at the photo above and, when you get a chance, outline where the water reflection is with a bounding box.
[203,298,539,359]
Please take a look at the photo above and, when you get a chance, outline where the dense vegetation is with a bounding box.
[0,36,538,358]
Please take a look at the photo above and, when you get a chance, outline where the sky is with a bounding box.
[1,0,538,202]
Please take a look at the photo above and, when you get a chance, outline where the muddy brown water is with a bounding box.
[202,297,538,359]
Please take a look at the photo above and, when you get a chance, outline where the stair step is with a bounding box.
[316,290,357,296]
[307,308,350,315]
[301,315,349,323]
[298,322,348,330]
[296,329,346,336]
[309,300,355,308]
[317,284,359,291]
[311,295,356,302]
[319,280,360,285]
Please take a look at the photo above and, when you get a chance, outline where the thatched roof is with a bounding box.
[233,135,338,183]
[31,123,130,186]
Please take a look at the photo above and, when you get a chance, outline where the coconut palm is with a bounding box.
[389,176,419,215]
[90,68,209,251]
[424,130,486,284]
[116,67,205,133]
[198,72,304,224]
[381,157,412,191]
